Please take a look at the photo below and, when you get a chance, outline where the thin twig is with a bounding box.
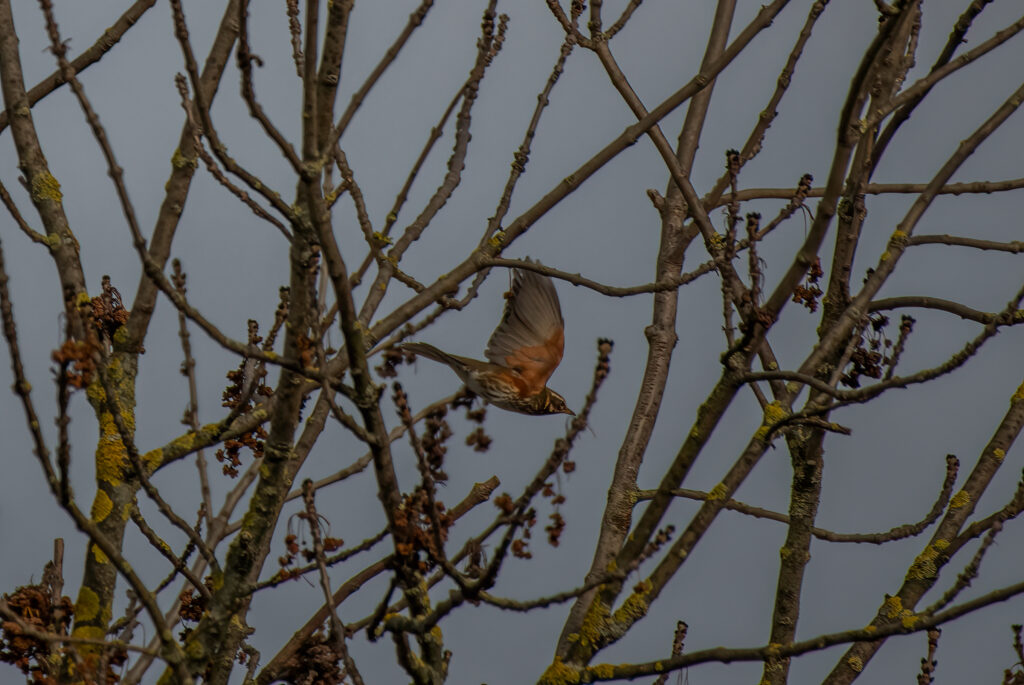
[301,480,365,685]
[637,454,957,544]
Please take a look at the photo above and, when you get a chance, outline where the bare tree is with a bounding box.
[2,1,1024,683]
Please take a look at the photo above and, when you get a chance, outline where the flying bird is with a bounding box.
[400,259,574,416]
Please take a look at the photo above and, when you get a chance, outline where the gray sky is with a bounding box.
[2,1,1024,683]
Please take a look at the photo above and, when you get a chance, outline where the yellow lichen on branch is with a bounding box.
[75,587,100,623]
[540,657,581,684]
[755,401,789,441]
[90,489,114,522]
[94,413,129,486]
[30,171,63,202]
[949,490,971,508]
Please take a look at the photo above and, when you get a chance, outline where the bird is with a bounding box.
[400,259,574,416]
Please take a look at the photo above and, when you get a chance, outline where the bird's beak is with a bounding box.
[562,407,576,416]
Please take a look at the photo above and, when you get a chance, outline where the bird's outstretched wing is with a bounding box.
[484,258,564,395]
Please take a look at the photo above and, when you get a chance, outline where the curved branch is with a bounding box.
[168,0,297,224]
[0,0,156,134]
[637,453,957,544]
[481,257,715,296]
[864,12,1024,133]
[907,233,1024,253]
[717,176,1024,205]
[869,295,1023,323]
[320,0,434,162]
[574,575,1024,681]
[254,475,501,685]
[236,0,302,172]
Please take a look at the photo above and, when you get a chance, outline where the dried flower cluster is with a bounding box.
[792,256,824,312]
[276,527,345,573]
[0,582,81,684]
[393,490,454,570]
[215,321,272,476]
[51,339,97,389]
[89,276,129,348]
[375,346,416,379]
[840,313,916,388]
[277,628,347,685]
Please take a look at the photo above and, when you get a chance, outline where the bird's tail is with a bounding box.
[399,342,468,372]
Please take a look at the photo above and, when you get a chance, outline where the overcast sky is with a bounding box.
[2,1,1024,683]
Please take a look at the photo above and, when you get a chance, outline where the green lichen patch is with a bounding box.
[184,635,208,660]
[586,663,615,679]
[949,490,971,508]
[171,147,198,170]
[74,587,100,623]
[906,542,946,581]
[755,401,788,441]
[143,448,163,473]
[576,600,610,648]
[611,584,650,626]
[71,624,105,641]
[170,431,199,453]
[95,414,129,485]
[90,489,113,522]
[707,483,728,501]
[90,543,109,565]
[86,378,106,405]
[540,658,581,685]
[31,172,63,202]
[883,595,902,618]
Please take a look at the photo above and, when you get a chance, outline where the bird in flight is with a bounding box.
[400,259,574,416]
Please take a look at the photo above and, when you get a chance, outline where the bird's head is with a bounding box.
[540,388,575,416]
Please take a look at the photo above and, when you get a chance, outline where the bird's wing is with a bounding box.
[484,258,565,395]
